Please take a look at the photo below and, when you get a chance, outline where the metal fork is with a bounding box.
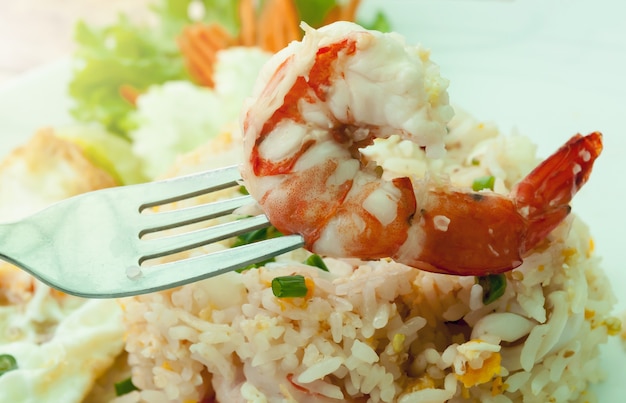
[0,165,304,299]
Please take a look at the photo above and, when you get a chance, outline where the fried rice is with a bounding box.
[113,110,619,403]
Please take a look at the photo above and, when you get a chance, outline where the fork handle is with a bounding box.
[0,215,61,287]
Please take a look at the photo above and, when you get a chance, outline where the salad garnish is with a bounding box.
[69,0,389,140]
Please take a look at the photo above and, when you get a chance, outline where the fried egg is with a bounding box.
[0,129,125,402]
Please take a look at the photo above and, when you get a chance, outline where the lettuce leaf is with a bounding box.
[69,15,189,138]
[360,11,392,33]
[293,0,391,31]
[153,0,240,36]
[293,0,337,28]
[69,1,245,138]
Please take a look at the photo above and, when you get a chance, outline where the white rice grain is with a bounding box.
[329,311,344,343]
[372,303,391,329]
[297,356,344,383]
[168,325,199,342]
[469,283,484,310]
[535,291,569,360]
[351,339,379,364]
[398,387,455,403]
[530,367,551,395]
[443,302,467,321]
[251,343,297,367]
[471,312,536,342]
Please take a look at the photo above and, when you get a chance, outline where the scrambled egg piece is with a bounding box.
[0,129,125,402]
[456,351,502,389]
[454,340,502,389]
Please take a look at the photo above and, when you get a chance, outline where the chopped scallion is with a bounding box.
[476,274,507,305]
[304,254,329,271]
[0,354,17,376]
[238,185,249,195]
[231,224,283,272]
[231,224,285,272]
[472,175,496,191]
[272,275,308,298]
[236,258,275,273]
[114,377,139,396]
[232,225,283,247]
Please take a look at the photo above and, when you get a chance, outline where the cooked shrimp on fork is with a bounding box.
[241,21,603,276]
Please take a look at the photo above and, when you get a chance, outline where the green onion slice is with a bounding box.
[476,274,507,305]
[304,254,329,271]
[272,275,308,298]
[236,258,275,273]
[231,224,283,272]
[472,175,496,191]
[114,377,139,396]
[232,224,284,272]
[238,185,249,195]
[232,225,283,247]
[0,354,18,376]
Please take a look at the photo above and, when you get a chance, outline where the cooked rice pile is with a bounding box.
[117,111,618,403]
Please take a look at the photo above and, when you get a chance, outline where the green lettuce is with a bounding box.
[152,0,240,37]
[361,11,392,32]
[293,0,337,27]
[292,0,391,31]
[69,15,189,138]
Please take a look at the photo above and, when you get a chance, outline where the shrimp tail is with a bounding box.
[512,132,603,253]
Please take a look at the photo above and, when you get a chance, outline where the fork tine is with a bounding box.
[139,165,242,210]
[139,214,271,263]
[139,195,255,236]
[124,235,306,297]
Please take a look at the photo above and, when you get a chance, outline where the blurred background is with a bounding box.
[0,0,152,83]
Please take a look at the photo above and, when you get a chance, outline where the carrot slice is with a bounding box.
[341,0,361,21]
[178,23,233,87]
[257,0,277,52]
[323,0,361,25]
[239,0,257,46]
[257,0,302,53]
[119,84,141,106]
[281,0,301,43]
[177,0,362,86]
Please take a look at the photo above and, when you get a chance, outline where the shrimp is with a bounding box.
[241,22,603,276]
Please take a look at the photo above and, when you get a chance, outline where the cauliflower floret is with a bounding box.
[130,47,271,179]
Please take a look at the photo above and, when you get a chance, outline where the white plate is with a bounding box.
[1,0,625,400]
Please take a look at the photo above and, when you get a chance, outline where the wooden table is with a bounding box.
[0,0,152,84]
